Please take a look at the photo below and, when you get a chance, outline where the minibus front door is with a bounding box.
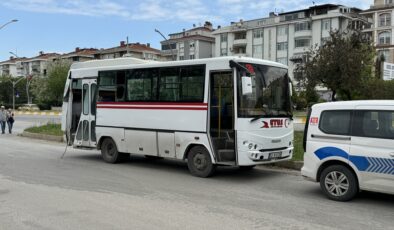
[73,79,97,148]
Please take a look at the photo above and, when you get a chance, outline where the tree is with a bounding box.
[0,75,28,107]
[31,60,71,107]
[297,29,375,101]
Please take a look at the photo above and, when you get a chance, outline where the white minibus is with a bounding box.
[62,56,294,177]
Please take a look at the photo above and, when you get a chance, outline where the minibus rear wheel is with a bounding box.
[187,146,216,178]
[101,138,129,163]
[320,165,358,201]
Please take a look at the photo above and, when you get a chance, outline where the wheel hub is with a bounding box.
[193,153,207,170]
[325,171,349,197]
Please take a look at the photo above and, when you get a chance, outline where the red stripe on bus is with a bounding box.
[97,106,207,110]
[97,102,208,106]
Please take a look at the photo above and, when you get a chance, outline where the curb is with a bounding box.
[273,161,303,171]
[15,111,62,116]
[19,131,64,142]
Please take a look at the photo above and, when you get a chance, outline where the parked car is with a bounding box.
[301,100,394,201]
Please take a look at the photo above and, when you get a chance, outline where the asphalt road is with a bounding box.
[0,131,393,229]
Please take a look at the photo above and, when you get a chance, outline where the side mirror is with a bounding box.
[289,82,293,97]
[241,76,253,95]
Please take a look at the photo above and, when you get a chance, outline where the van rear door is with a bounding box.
[307,109,352,164]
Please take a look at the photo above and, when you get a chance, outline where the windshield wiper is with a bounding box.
[250,116,264,123]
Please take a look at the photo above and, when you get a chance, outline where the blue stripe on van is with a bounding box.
[314,147,394,175]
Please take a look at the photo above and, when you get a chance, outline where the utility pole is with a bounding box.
[155,29,176,61]
[9,51,32,105]
[0,77,24,110]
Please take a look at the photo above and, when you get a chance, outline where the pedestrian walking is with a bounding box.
[6,108,14,134]
[0,106,6,134]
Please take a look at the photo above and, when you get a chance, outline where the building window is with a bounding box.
[189,55,195,59]
[277,42,288,51]
[378,49,390,61]
[234,32,246,40]
[322,19,331,31]
[295,21,311,32]
[378,31,391,45]
[220,48,228,56]
[190,42,195,48]
[379,13,391,27]
[277,26,288,36]
[252,45,262,57]
[179,56,184,60]
[276,58,288,65]
[220,34,228,43]
[385,0,393,5]
[162,43,176,50]
[253,29,263,38]
[295,38,311,48]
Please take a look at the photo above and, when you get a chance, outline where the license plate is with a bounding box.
[269,151,282,159]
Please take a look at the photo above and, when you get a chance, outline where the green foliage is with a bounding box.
[31,60,71,107]
[292,131,304,161]
[297,29,376,101]
[358,79,394,99]
[0,75,28,107]
[25,123,62,136]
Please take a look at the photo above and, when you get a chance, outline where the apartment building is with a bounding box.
[212,4,366,82]
[361,0,394,63]
[0,57,27,77]
[95,41,162,61]
[160,21,215,61]
[16,52,59,77]
[56,47,98,63]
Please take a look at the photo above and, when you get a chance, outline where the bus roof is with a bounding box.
[69,56,288,76]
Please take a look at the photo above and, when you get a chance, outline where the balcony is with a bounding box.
[294,30,312,38]
[160,49,178,56]
[233,53,248,57]
[371,3,394,10]
[233,39,247,46]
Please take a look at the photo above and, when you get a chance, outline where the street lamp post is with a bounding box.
[0,19,18,30]
[9,52,32,105]
[0,77,24,110]
[155,29,176,61]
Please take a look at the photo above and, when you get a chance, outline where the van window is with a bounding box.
[352,110,394,139]
[319,110,351,135]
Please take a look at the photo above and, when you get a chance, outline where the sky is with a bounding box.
[0,0,372,61]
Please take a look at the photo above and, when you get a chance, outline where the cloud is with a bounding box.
[0,0,373,24]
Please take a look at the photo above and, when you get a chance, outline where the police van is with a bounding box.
[301,100,394,201]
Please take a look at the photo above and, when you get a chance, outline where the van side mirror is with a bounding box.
[241,76,253,95]
[289,82,293,97]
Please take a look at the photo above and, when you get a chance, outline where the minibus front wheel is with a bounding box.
[187,146,216,178]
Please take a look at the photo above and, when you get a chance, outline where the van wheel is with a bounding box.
[320,165,358,202]
[187,146,216,178]
[101,138,129,163]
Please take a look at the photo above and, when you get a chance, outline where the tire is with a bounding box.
[320,165,358,202]
[239,165,256,171]
[187,146,216,178]
[101,138,129,163]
